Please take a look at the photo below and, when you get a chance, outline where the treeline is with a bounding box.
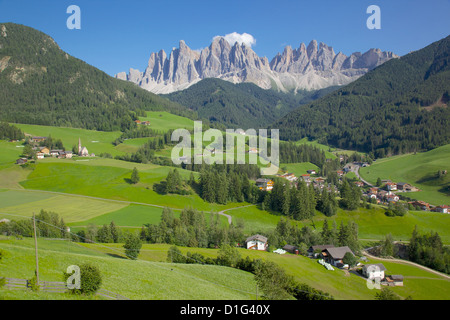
[408,226,450,274]
[0,122,24,140]
[0,210,68,238]
[139,207,245,248]
[196,165,262,204]
[112,127,176,146]
[167,245,334,300]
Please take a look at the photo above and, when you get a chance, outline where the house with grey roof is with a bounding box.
[362,263,387,280]
[322,246,354,267]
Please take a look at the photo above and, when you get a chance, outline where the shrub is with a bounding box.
[63,263,102,296]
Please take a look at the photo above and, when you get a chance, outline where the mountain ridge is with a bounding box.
[116,37,398,94]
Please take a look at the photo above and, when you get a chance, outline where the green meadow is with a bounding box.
[279,162,319,177]
[359,144,450,205]
[0,238,256,300]
[13,123,123,156]
[138,111,195,132]
[79,242,450,300]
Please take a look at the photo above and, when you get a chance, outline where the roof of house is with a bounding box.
[246,234,268,243]
[363,263,387,272]
[309,244,335,251]
[283,244,298,251]
[324,246,353,260]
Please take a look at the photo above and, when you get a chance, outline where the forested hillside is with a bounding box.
[272,35,450,157]
[164,78,339,129]
[0,23,195,131]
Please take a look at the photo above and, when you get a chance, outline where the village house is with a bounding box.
[248,147,259,154]
[15,158,28,165]
[283,244,299,255]
[50,149,64,157]
[336,170,344,177]
[31,136,47,143]
[322,246,354,268]
[279,173,297,182]
[255,178,274,191]
[409,200,430,211]
[245,235,268,251]
[369,187,379,194]
[386,182,397,191]
[36,152,45,160]
[301,174,311,183]
[386,194,400,203]
[433,205,449,214]
[362,263,386,281]
[354,181,365,188]
[307,169,317,175]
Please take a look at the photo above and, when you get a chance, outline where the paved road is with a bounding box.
[363,250,450,280]
[218,204,256,225]
[346,163,374,187]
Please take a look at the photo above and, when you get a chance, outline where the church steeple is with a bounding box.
[78,137,82,155]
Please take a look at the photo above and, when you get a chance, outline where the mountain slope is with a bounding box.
[0,23,195,132]
[272,35,450,157]
[163,78,339,129]
[116,38,397,94]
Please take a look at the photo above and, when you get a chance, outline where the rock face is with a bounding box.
[116,38,398,94]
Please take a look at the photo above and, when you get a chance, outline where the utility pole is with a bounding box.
[33,212,39,285]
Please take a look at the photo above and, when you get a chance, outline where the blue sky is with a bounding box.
[1,0,449,76]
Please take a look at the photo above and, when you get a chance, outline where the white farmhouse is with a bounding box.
[245,235,268,251]
[362,263,386,281]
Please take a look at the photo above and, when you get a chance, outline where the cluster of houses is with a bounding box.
[244,235,404,286]
[134,120,150,126]
[16,137,93,165]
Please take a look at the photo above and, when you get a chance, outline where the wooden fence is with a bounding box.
[2,277,129,300]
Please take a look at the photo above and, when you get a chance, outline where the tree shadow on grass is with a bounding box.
[105,253,127,260]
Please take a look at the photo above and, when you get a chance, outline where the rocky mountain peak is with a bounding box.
[116,38,398,94]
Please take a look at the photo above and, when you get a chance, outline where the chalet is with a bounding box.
[15,158,28,165]
[314,177,326,185]
[322,246,354,268]
[50,149,64,157]
[36,152,45,160]
[307,170,317,175]
[141,121,150,126]
[362,263,386,281]
[134,120,141,124]
[366,192,378,200]
[280,173,297,182]
[301,174,311,182]
[386,182,397,191]
[255,178,274,191]
[377,190,388,199]
[32,136,47,143]
[336,170,344,177]
[433,205,449,214]
[246,235,268,251]
[308,244,335,258]
[58,151,73,159]
[39,147,50,155]
[369,187,379,194]
[386,194,400,203]
[283,244,299,255]
[396,182,410,191]
[354,181,364,188]
[409,200,430,211]
[248,147,259,154]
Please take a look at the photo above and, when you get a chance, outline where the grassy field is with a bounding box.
[79,242,450,300]
[226,205,450,244]
[139,111,195,132]
[279,162,319,177]
[13,124,123,156]
[359,144,450,205]
[0,237,256,300]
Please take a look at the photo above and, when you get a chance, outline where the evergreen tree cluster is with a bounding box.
[408,226,450,274]
[263,179,338,221]
[196,164,263,204]
[140,207,245,248]
[0,122,24,140]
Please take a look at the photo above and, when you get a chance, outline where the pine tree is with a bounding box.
[130,167,140,184]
